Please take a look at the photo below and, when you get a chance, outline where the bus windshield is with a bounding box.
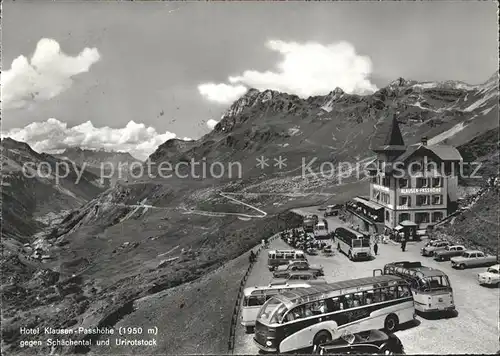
[352,239,370,248]
[362,239,370,247]
[256,297,287,324]
[244,294,267,307]
[418,275,451,292]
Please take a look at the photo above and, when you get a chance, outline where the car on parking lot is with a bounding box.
[478,264,500,286]
[421,240,450,256]
[271,271,327,285]
[451,250,498,269]
[433,245,466,261]
[273,260,324,278]
[313,329,404,355]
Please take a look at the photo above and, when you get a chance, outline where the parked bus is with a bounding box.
[375,261,455,314]
[334,227,371,261]
[253,275,415,353]
[268,250,306,271]
[314,222,329,239]
[303,218,315,233]
[241,281,313,333]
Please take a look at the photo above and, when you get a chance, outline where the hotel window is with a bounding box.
[416,195,430,206]
[432,177,442,187]
[399,213,410,223]
[385,210,390,221]
[399,178,409,188]
[374,191,380,201]
[432,195,442,205]
[432,212,444,222]
[416,178,429,188]
[399,196,411,207]
[382,177,390,187]
[372,176,377,183]
[415,212,430,224]
[411,160,423,174]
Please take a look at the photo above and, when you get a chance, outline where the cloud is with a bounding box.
[1,38,100,110]
[206,119,219,130]
[198,40,377,103]
[197,83,248,104]
[3,118,185,161]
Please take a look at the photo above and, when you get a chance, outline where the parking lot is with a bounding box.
[233,210,499,354]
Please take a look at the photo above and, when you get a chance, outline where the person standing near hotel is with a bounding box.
[401,237,407,252]
[374,241,379,255]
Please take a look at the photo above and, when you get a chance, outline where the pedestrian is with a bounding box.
[261,239,265,248]
[374,242,379,255]
[249,250,256,263]
[401,237,406,252]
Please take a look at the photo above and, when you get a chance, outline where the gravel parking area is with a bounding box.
[234,210,499,355]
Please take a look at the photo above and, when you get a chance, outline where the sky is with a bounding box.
[1,0,498,160]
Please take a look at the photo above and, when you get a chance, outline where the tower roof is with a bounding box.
[370,113,406,152]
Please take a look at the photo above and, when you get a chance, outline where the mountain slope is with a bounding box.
[54,147,143,186]
[1,138,106,242]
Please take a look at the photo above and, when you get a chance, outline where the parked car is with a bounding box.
[451,250,498,269]
[433,245,466,261]
[324,204,340,217]
[306,247,318,256]
[273,260,324,278]
[272,271,327,285]
[421,240,450,256]
[313,329,404,355]
[323,245,333,256]
[478,264,500,286]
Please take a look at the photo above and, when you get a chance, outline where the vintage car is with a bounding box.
[273,260,324,278]
[451,250,498,269]
[271,271,327,285]
[433,245,466,261]
[314,329,404,355]
[324,204,341,217]
[421,240,450,256]
[306,247,319,256]
[478,264,500,286]
[323,245,334,256]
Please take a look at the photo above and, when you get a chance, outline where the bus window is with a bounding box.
[386,286,398,300]
[365,291,374,304]
[268,252,275,259]
[246,295,266,306]
[342,294,354,309]
[270,304,288,324]
[397,285,411,298]
[362,239,370,247]
[372,289,382,303]
[352,240,362,248]
[425,276,450,290]
[331,297,342,311]
[285,252,294,259]
[276,252,284,259]
[353,292,364,307]
[257,297,282,322]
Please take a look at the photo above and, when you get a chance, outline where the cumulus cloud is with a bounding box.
[3,118,185,161]
[1,38,100,110]
[198,39,377,103]
[206,119,219,130]
[197,83,248,104]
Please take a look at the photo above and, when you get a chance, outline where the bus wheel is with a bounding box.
[458,264,466,270]
[384,314,399,333]
[313,330,332,348]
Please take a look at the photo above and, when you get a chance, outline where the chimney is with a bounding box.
[421,136,428,146]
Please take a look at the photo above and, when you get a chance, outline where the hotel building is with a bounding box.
[349,114,463,237]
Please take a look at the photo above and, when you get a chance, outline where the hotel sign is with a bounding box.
[400,188,441,194]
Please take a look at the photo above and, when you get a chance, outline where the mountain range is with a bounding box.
[1,71,498,354]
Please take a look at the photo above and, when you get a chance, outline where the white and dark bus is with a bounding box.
[241,281,313,333]
[253,275,415,353]
[375,261,455,315]
[334,227,372,261]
